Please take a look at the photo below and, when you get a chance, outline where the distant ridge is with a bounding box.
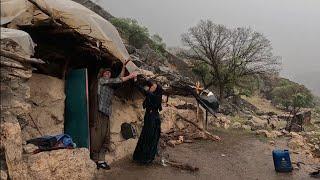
[72,0,114,20]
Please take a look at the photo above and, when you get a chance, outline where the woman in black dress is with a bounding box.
[133,81,163,164]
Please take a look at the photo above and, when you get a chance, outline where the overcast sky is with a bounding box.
[96,0,320,94]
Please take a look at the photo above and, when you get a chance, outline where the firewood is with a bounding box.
[1,49,45,64]
[0,58,26,69]
[166,160,199,172]
[176,114,221,141]
[184,140,194,143]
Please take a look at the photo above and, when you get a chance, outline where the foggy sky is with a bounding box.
[96,0,320,94]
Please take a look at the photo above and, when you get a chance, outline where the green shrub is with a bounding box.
[110,18,150,49]
[271,83,314,110]
[110,18,166,56]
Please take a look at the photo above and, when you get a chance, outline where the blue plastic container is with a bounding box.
[272,149,293,172]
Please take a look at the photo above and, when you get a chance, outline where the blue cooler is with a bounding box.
[272,149,293,172]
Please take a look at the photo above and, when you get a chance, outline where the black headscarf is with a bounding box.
[143,83,163,112]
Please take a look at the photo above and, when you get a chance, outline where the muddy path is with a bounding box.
[97,130,317,180]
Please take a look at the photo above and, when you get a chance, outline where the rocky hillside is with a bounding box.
[73,0,114,20]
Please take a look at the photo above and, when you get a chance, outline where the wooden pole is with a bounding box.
[195,81,203,124]
[205,110,208,130]
[166,160,199,172]
[176,114,221,141]
[0,59,26,69]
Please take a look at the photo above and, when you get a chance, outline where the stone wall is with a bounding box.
[105,96,144,164]
[1,38,33,179]
[21,73,65,141]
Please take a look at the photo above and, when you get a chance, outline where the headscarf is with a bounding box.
[143,82,163,112]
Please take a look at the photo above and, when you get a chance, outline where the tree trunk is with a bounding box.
[218,84,224,102]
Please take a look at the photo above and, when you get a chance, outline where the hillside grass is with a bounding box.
[241,95,284,114]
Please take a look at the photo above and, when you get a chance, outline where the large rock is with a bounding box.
[296,110,312,125]
[0,119,26,179]
[256,130,276,138]
[246,116,267,130]
[22,74,65,140]
[270,130,283,137]
[241,125,252,131]
[231,122,242,129]
[160,107,177,133]
[215,115,231,129]
[27,148,96,180]
[0,170,8,180]
[288,135,305,150]
[105,138,138,164]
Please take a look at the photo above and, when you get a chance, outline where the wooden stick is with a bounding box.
[28,114,43,136]
[176,114,221,141]
[27,0,56,22]
[205,110,208,130]
[0,59,26,69]
[1,50,45,64]
[166,160,199,172]
[196,103,199,122]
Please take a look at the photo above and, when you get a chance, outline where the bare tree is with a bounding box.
[181,20,280,101]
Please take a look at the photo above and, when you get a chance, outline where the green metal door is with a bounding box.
[65,69,90,148]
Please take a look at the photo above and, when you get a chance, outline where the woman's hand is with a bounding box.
[121,71,138,82]
[129,72,138,79]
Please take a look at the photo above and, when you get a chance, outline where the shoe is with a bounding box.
[96,161,111,170]
[310,170,320,178]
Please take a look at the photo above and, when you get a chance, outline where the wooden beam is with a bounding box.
[1,50,45,64]
[27,0,53,20]
[205,110,208,130]
[0,58,26,70]
[176,114,221,141]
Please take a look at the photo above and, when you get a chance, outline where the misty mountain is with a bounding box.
[293,71,320,96]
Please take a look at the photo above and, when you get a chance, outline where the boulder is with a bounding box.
[0,170,8,180]
[0,120,26,179]
[288,136,305,150]
[23,144,38,154]
[289,132,301,138]
[27,148,96,180]
[231,122,242,129]
[23,74,65,140]
[281,129,289,136]
[215,116,231,129]
[296,110,312,125]
[270,130,283,137]
[222,123,230,129]
[175,120,185,130]
[260,115,269,120]
[246,116,267,130]
[256,130,276,138]
[217,116,231,124]
[160,107,177,133]
[241,125,252,131]
[269,141,275,146]
[105,138,138,164]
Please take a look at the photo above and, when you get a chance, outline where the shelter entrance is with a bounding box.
[20,22,122,157]
[64,69,90,148]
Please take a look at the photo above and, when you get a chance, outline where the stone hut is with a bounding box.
[0,0,145,179]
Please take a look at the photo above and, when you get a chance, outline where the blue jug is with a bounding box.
[272,149,293,172]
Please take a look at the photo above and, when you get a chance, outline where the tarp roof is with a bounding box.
[0,0,28,25]
[1,0,138,72]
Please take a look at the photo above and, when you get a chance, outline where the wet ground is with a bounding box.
[97,130,317,180]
